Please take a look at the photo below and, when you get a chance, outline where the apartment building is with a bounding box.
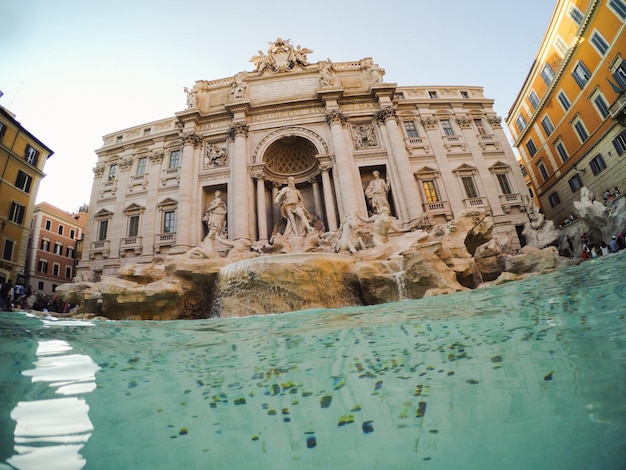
[507,0,626,224]
[0,106,53,286]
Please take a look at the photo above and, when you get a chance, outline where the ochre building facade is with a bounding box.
[78,40,529,277]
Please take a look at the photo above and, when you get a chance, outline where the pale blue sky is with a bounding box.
[1,0,556,213]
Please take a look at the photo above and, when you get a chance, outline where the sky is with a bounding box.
[1,0,556,214]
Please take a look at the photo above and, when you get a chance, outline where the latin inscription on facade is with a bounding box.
[250,77,318,103]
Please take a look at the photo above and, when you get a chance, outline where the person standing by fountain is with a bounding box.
[365,170,391,215]
[274,177,313,237]
[203,190,228,237]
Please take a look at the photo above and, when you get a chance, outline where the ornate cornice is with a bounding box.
[180,131,202,147]
[375,107,398,123]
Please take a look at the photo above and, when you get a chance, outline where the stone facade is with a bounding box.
[78,39,529,277]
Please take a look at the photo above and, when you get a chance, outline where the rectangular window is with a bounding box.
[519,163,528,177]
[572,61,591,89]
[65,266,72,278]
[573,118,589,142]
[613,129,626,155]
[568,174,583,192]
[53,264,60,276]
[25,145,39,166]
[38,259,48,273]
[555,141,569,163]
[548,192,561,207]
[128,215,140,237]
[538,161,549,181]
[592,93,610,119]
[163,211,176,233]
[554,36,569,57]
[441,119,455,136]
[98,220,108,241]
[169,150,181,169]
[529,90,540,109]
[40,239,50,251]
[526,139,538,157]
[541,116,555,135]
[70,229,75,239]
[2,239,13,261]
[557,90,571,111]
[45,219,51,231]
[422,180,439,203]
[15,170,32,193]
[461,177,479,198]
[57,225,64,236]
[403,121,419,138]
[613,60,626,89]
[496,174,513,195]
[9,202,25,224]
[589,154,607,176]
[541,63,555,85]
[66,247,75,258]
[0,122,6,142]
[569,4,584,25]
[474,119,486,135]
[609,0,626,19]
[590,30,609,56]
[428,91,437,98]
[54,243,63,255]
[516,115,527,132]
[108,164,117,181]
[136,157,147,175]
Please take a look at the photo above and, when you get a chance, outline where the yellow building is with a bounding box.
[507,0,626,224]
[0,106,53,286]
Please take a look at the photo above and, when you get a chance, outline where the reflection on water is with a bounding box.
[1,254,626,469]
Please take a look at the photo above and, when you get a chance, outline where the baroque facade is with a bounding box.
[78,39,528,277]
[507,0,626,225]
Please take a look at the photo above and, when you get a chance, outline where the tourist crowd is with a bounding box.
[0,281,75,313]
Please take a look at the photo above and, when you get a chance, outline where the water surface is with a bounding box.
[1,254,625,469]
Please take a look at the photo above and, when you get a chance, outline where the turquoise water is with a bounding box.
[1,255,625,470]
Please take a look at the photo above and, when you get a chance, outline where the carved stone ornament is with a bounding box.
[420,116,439,130]
[149,151,164,164]
[249,38,312,73]
[93,164,105,177]
[231,73,247,99]
[455,116,473,129]
[325,110,347,126]
[352,124,378,148]
[120,157,134,171]
[229,122,249,138]
[487,115,502,128]
[375,107,397,123]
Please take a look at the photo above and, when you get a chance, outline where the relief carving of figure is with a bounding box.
[202,190,228,237]
[205,143,227,167]
[364,170,391,214]
[231,73,247,99]
[353,124,378,148]
[274,177,313,237]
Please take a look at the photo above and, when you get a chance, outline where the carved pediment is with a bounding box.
[158,197,177,207]
[124,203,146,213]
[488,161,511,172]
[452,163,477,174]
[414,166,440,177]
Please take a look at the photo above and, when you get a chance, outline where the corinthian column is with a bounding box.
[175,130,201,251]
[320,163,338,231]
[325,111,362,217]
[254,172,268,243]
[229,122,250,239]
[376,107,422,222]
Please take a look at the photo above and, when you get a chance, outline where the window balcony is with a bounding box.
[422,200,451,215]
[154,232,176,253]
[442,135,467,152]
[609,90,626,126]
[499,193,523,213]
[120,237,143,256]
[90,240,110,259]
[464,197,487,208]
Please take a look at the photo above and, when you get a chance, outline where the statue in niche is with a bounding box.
[274,177,314,237]
[364,170,391,215]
[202,190,228,238]
[184,85,198,108]
[319,60,334,87]
[353,124,378,148]
[231,73,247,99]
[358,207,401,246]
[205,143,227,167]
